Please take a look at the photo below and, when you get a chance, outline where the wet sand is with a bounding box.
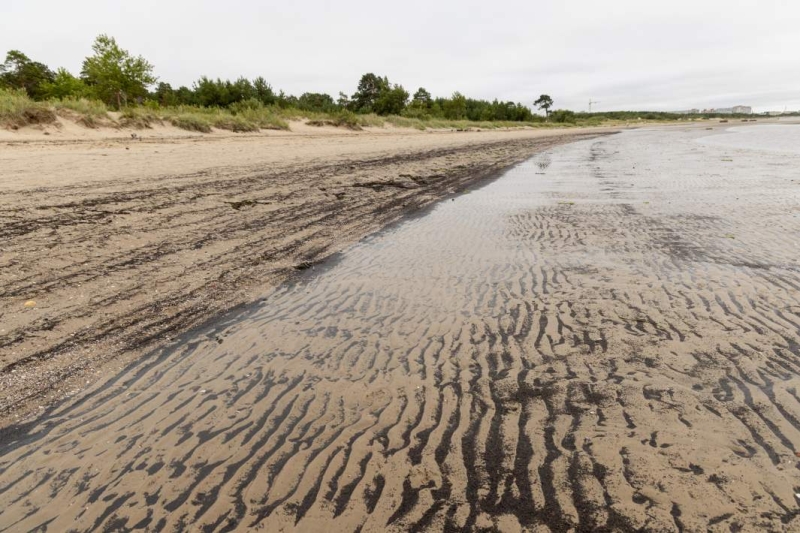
[0,127,604,422]
[3,125,800,532]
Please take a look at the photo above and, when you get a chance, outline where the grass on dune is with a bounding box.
[120,106,289,133]
[2,86,627,134]
[52,97,109,118]
[119,107,161,128]
[56,100,111,128]
[167,113,212,133]
[0,88,57,128]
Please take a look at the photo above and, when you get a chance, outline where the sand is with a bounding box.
[0,122,607,424]
[2,122,799,532]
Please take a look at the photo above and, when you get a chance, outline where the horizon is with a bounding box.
[2,0,799,114]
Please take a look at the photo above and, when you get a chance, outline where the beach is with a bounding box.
[0,125,608,423]
[2,123,800,531]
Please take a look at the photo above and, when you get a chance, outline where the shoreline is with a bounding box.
[0,127,612,426]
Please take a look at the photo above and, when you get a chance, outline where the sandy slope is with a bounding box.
[0,124,607,423]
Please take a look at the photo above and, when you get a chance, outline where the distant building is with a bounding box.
[681,106,751,115]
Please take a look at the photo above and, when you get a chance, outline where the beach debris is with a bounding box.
[226,199,259,210]
[24,300,36,308]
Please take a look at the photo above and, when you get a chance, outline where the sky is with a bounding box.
[2,0,798,113]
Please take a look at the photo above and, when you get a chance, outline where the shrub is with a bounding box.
[550,109,576,123]
[330,111,364,130]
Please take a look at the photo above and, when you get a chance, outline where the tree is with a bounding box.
[81,35,156,108]
[154,82,178,106]
[534,94,553,117]
[193,76,224,107]
[0,50,54,100]
[298,92,336,112]
[411,87,432,109]
[228,77,255,103]
[374,84,408,115]
[174,86,194,105]
[40,68,90,100]
[442,92,467,119]
[253,76,275,105]
[351,73,389,113]
[276,90,297,109]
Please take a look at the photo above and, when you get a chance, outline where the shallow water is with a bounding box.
[2,126,800,532]
[697,123,800,154]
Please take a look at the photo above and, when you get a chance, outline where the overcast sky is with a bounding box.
[2,1,798,112]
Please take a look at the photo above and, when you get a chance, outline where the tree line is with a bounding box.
[0,35,554,122]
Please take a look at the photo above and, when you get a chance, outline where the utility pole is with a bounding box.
[589,99,600,113]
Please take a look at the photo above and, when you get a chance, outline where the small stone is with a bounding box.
[24,300,36,307]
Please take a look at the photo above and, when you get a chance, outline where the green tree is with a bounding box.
[534,94,553,117]
[154,82,178,106]
[351,73,389,113]
[228,77,255,103]
[298,92,336,112]
[174,86,194,105]
[374,84,408,115]
[276,90,298,109]
[40,68,91,99]
[253,76,275,105]
[442,92,467,119]
[81,35,156,108]
[0,50,54,100]
[411,87,432,109]
[193,76,225,107]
